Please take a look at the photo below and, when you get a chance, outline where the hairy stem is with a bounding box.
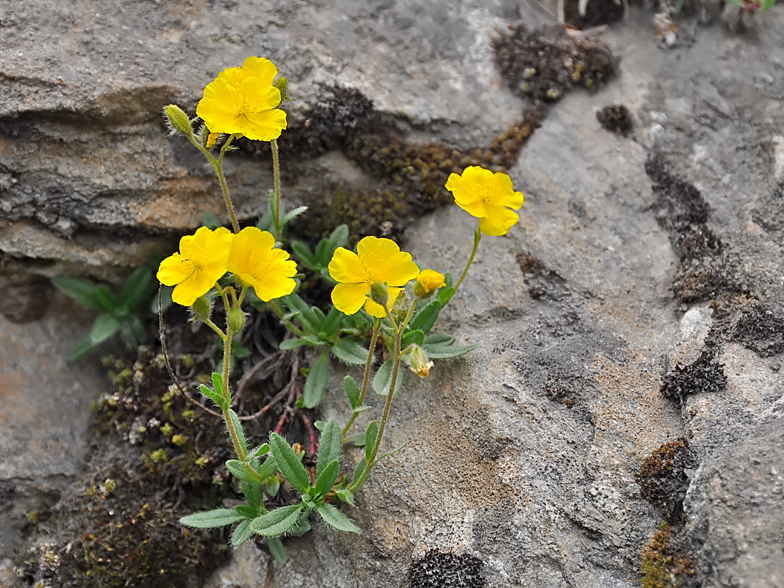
[271,138,282,242]
[342,318,382,437]
[455,229,482,290]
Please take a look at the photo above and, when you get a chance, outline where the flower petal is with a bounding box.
[239,108,287,141]
[241,56,278,85]
[331,282,368,316]
[157,253,194,286]
[446,171,487,218]
[490,173,524,209]
[478,203,519,236]
[171,270,215,306]
[241,77,282,112]
[364,287,401,318]
[328,248,367,284]
[197,78,243,131]
[377,251,419,287]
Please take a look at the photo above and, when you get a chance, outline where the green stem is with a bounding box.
[271,138,282,242]
[454,229,481,290]
[220,325,247,461]
[215,136,240,233]
[268,299,305,337]
[204,317,227,341]
[342,318,382,437]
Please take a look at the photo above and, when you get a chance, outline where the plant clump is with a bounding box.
[409,550,485,588]
[596,104,633,135]
[641,523,699,588]
[492,24,618,103]
[16,348,246,588]
[635,438,695,517]
[660,350,727,405]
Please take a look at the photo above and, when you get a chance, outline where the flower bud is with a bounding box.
[408,344,433,378]
[390,289,410,324]
[164,104,193,137]
[369,282,389,308]
[227,307,247,334]
[191,296,212,322]
[414,269,445,298]
[274,77,291,102]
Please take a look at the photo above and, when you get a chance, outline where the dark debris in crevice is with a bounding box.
[660,350,727,405]
[596,104,633,135]
[409,550,485,588]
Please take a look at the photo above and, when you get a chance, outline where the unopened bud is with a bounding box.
[227,307,247,333]
[191,296,212,322]
[390,289,410,324]
[369,282,389,307]
[408,345,433,378]
[274,77,291,102]
[164,104,193,137]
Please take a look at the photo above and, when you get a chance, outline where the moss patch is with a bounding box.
[641,523,699,588]
[660,350,727,405]
[596,104,633,135]
[636,438,695,517]
[410,550,484,588]
[493,24,618,103]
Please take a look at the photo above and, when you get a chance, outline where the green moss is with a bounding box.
[641,523,698,588]
[635,438,695,516]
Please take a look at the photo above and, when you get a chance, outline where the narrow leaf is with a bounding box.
[316,419,342,480]
[291,241,316,268]
[315,502,359,533]
[265,477,280,497]
[199,384,228,411]
[331,339,368,365]
[322,306,343,337]
[422,343,477,359]
[365,421,378,463]
[372,358,404,397]
[241,479,262,510]
[402,329,425,348]
[281,205,308,226]
[303,350,329,409]
[67,335,101,361]
[352,406,371,415]
[249,504,303,537]
[436,286,455,307]
[226,460,263,484]
[279,337,308,350]
[234,505,257,519]
[423,333,454,346]
[96,286,121,312]
[269,433,310,494]
[119,316,146,347]
[351,432,366,446]
[267,537,286,564]
[375,442,408,463]
[313,460,339,498]
[408,300,442,334]
[256,455,278,479]
[335,488,354,505]
[211,372,224,396]
[232,519,253,547]
[120,266,155,310]
[353,457,366,481]
[53,276,103,309]
[228,410,247,456]
[180,508,245,529]
[326,224,349,255]
[89,314,120,344]
[284,294,322,332]
[344,376,360,409]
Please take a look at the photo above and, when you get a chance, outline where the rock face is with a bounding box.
[2,1,784,588]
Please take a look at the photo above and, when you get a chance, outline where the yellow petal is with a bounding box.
[239,108,287,141]
[227,227,276,276]
[446,171,487,218]
[171,271,214,306]
[364,287,401,318]
[241,56,278,85]
[328,248,368,284]
[157,253,194,286]
[331,282,368,316]
[377,251,419,287]
[197,78,242,131]
[417,269,446,293]
[478,203,519,236]
[489,172,524,209]
[240,77,281,111]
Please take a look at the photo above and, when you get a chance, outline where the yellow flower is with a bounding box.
[328,236,420,318]
[226,227,297,301]
[196,57,287,142]
[415,269,446,296]
[445,166,525,236]
[157,227,234,306]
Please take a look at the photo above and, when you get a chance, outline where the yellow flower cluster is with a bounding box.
[446,166,524,236]
[197,57,287,142]
[157,226,297,306]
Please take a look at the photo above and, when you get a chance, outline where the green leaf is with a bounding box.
[267,537,286,564]
[281,205,308,226]
[365,421,378,463]
[322,306,343,337]
[120,266,155,310]
[151,284,173,314]
[303,350,329,409]
[316,419,342,480]
[331,339,368,365]
[353,457,366,481]
[301,334,327,347]
[180,508,245,529]
[444,272,453,289]
[234,504,257,519]
[268,189,278,222]
[436,286,455,307]
[256,455,278,479]
[314,420,326,432]
[199,384,228,411]
[265,477,280,497]
[226,460,263,484]
[245,444,270,461]
[422,343,477,359]
[119,316,146,347]
[89,314,120,344]
[344,376,360,409]
[402,329,425,348]
[372,358,404,397]
[269,433,310,494]
[408,300,441,334]
[761,0,775,11]
[228,410,247,456]
[249,504,303,537]
[353,406,371,415]
[232,519,253,546]
[201,211,222,229]
[96,286,121,313]
[351,432,366,447]
[288,512,312,535]
[67,334,101,361]
[314,238,329,265]
[313,459,339,498]
[335,488,354,505]
[284,294,322,333]
[315,502,359,533]
[279,336,306,350]
[256,208,274,232]
[423,333,454,346]
[241,479,262,510]
[53,276,103,310]
[326,224,349,256]
[375,442,408,463]
[291,241,316,268]
[211,372,224,396]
